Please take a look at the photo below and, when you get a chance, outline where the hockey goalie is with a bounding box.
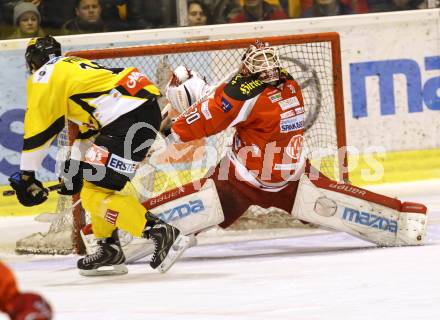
[155,40,428,248]
[82,40,427,265]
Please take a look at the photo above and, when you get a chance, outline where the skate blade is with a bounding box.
[79,264,128,277]
[158,234,192,274]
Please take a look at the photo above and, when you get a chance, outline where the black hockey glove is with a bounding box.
[8,171,48,207]
[58,159,83,196]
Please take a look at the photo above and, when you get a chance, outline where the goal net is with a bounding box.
[16,32,347,255]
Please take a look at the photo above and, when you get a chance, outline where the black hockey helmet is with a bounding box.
[25,35,61,72]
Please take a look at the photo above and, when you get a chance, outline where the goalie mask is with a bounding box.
[241,41,281,84]
[25,35,61,73]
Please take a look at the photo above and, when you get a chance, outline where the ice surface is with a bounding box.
[1,180,440,320]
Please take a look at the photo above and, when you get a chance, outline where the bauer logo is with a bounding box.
[329,183,366,197]
[342,207,398,234]
[156,200,205,223]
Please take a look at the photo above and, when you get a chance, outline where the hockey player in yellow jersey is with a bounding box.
[8,35,192,276]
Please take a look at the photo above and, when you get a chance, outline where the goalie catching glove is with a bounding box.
[8,171,48,207]
[57,159,83,195]
[165,65,212,113]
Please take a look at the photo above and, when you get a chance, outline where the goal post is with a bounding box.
[16,32,348,255]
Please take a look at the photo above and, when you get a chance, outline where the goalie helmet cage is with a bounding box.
[16,32,347,255]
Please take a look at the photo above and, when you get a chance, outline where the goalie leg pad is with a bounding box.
[292,175,427,246]
[83,179,222,264]
[144,178,225,235]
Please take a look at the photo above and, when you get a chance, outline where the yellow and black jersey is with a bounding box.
[20,56,160,171]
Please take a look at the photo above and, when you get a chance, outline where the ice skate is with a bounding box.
[77,231,128,276]
[143,212,192,273]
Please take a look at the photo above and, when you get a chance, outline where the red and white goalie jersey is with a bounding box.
[171,69,306,190]
[166,65,428,244]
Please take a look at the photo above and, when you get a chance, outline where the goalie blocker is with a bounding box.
[293,174,427,246]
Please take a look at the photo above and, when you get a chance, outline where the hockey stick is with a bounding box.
[2,182,63,196]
